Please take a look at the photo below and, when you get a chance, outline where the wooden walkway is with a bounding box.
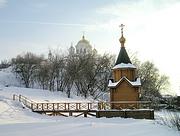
[12,94,154,119]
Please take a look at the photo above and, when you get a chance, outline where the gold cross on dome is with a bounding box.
[119,24,125,35]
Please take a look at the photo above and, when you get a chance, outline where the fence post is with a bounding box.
[67,103,70,110]
[98,102,102,110]
[13,94,15,100]
[19,95,21,102]
[52,103,54,111]
[25,99,27,106]
[76,103,78,110]
[96,111,100,118]
[31,103,33,110]
[69,111,73,116]
[87,103,89,110]
[84,111,87,117]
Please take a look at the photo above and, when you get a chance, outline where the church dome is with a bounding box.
[76,35,92,54]
[77,35,90,45]
[68,44,75,55]
[119,35,126,45]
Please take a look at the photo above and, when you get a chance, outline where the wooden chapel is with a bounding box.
[108,24,141,109]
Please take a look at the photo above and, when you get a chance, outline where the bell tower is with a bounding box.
[113,24,136,82]
[108,24,141,109]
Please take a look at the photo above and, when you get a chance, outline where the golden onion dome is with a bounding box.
[119,24,126,47]
[119,35,126,46]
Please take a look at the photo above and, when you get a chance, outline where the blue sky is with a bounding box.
[0,0,180,95]
[0,0,117,56]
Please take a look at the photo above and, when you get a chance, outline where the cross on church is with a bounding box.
[82,31,85,39]
[119,24,125,35]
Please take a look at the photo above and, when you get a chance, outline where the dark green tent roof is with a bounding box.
[115,47,131,65]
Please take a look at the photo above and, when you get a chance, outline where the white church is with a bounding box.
[69,35,97,55]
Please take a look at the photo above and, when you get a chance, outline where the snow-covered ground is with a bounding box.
[0,67,21,87]
[0,68,179,136]
[0,86,179,136]
[1,86,95,103]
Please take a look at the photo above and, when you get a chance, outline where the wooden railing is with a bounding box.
[13,94,35,109]
[103,101,152,110]
[31,103,99,112]
[13,94,152,112]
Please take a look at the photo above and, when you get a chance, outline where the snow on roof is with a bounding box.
[108,80,119,88]
[112,63,136,69]
[108,77,141,88]
[131,78,141,86]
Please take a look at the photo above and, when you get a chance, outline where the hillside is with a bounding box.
[0,67,21,87]
[0,68,179,136]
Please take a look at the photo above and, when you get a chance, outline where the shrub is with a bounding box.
[158,111,180,131]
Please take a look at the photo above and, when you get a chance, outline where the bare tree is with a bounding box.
[137,61,169,103]
[63,55,78,98]
[72,53,114,99]
[12,52,43,88]
[89,54,114,99]
[0,59,11,69]
[54,54,66,92]
[36,61,51,90]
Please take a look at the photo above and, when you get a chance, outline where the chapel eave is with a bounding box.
[112,63,136,70]
[108,76,141,89]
